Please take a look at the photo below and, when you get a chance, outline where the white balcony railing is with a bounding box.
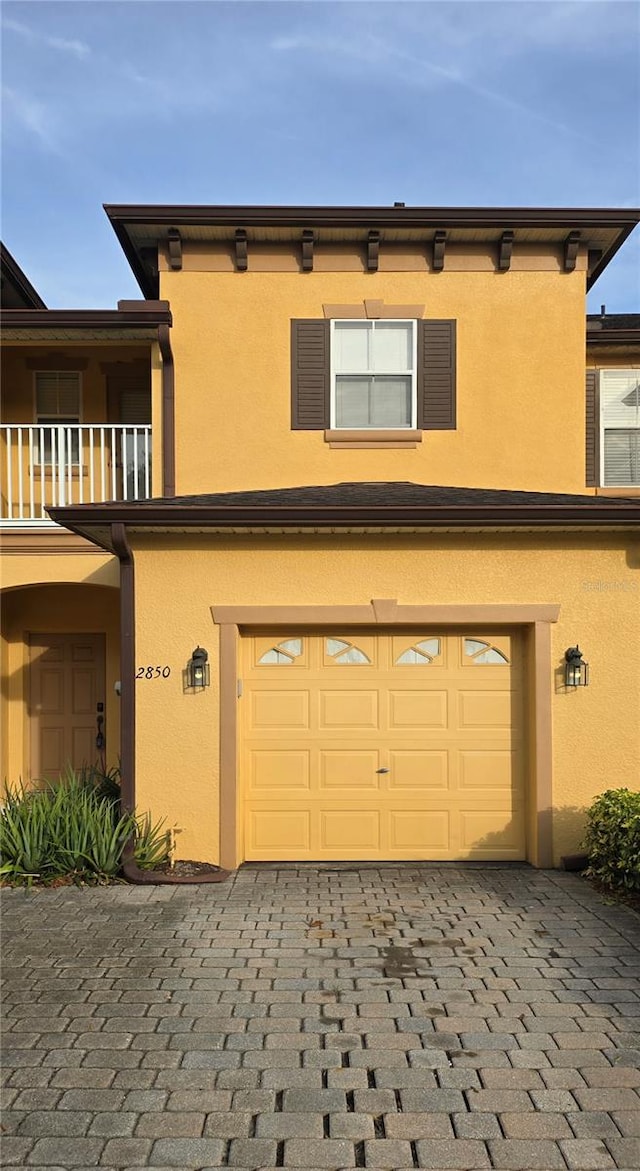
[1,425,152,525]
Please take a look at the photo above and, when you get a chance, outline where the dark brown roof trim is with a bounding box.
[49,501,640,533]
[105,203,640,231]
[0,242,47,309]
[587,329,640,346]
[1,303,172,329]
[104,203,639,297]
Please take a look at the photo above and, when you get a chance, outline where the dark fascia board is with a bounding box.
[49,500,640,539]
[1,305,172,328]
[0,242,47,309]
[587,328,640,346]
[104,203,640,296]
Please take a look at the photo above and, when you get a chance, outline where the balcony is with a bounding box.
[1,424,152,526]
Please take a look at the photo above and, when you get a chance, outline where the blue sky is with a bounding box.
[2,0,639,310]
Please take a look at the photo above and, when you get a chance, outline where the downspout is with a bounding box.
[158,323,175,498]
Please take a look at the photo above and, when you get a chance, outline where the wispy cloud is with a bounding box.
[2,85,60,152]
[2,16,90,59]
[270,31,592,142]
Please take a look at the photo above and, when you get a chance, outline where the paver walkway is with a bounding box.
[1,865,639,1170]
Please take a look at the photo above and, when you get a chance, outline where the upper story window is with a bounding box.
[601,370,640,486]
[331,320,417,430]
[291,317,456,436]
[35,371,81,461]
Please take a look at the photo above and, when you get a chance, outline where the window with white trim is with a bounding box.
[35,371,81,462]
[330,320,416,429]
[600,369,640,486]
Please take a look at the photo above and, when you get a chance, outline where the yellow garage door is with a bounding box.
[242,630,525,862]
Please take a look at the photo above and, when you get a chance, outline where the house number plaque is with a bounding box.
[136,666,172,679]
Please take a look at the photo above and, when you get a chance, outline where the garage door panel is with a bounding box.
[250,690,310,730]
[459,807,525,856]
[320,750,381,789]
[459,749,518,790]
[389,690,448,729]
[389,810,450,850]
[249,750,311,791]
[458,690,514,729]
[387,750,449,790]
[320,810,381,850]
[319,690,378,729]
[249,809,311,852]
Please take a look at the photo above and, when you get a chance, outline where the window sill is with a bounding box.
[595,486,640,497]
[324,429,422,449]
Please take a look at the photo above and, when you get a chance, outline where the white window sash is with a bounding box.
[330,319,417,429]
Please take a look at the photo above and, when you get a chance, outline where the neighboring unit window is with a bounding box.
[600,370,640,486]
[35,371,81,462]
[331,320,416,429]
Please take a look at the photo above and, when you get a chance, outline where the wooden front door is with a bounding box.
[29,633,106,783]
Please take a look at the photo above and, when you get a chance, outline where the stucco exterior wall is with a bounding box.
[132,532,639,867]
[160,267,587,497]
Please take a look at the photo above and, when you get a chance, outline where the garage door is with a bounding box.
[241,630,525,861]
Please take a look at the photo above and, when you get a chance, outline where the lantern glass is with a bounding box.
[564,647,588,687]
[187,647,210,689]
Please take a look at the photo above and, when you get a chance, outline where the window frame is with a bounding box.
[599,367,640,487]
[32,370,83,465]
[329,318,418,431]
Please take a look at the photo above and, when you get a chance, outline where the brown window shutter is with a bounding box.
[417,320,457,430]
[291,319,330,429]
[585,369,600,486]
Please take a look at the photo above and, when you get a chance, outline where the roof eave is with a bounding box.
[1,306,172,329]
[49,503,640,537]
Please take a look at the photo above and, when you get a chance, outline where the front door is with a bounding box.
[29,633,106,783]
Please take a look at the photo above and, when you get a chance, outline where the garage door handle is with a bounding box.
[376,767,390,774]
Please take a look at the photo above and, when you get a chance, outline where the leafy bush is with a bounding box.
[134,813,171,870]
[0,769,169,885]
[583,788,640,892]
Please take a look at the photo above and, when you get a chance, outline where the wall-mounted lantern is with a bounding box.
[564,646,589,688]
[187,646,210,690]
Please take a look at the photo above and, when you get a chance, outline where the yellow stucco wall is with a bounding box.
[160,267,588,497]
[131,533,639,868]
[1,582,121,784]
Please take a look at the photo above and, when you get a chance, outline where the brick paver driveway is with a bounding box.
[2,865,639,1170]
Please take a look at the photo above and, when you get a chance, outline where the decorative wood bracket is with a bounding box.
[432,230,447,272]
[367,230,380,272]
[235,229,248,272]
[498,230,514,272]
[167,228,182,271]
[564,230,581,272]
[301,229,314,272]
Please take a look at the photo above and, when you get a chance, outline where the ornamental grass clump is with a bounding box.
[0,767,170,885]
[583,788,640,893]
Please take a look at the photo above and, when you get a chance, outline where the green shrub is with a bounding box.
[0,770,170,885]
[583,788,640,892]
[134,813,170,870]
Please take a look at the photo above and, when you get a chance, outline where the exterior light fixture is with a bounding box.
[187,646,210,690]
[564,646,589,688]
